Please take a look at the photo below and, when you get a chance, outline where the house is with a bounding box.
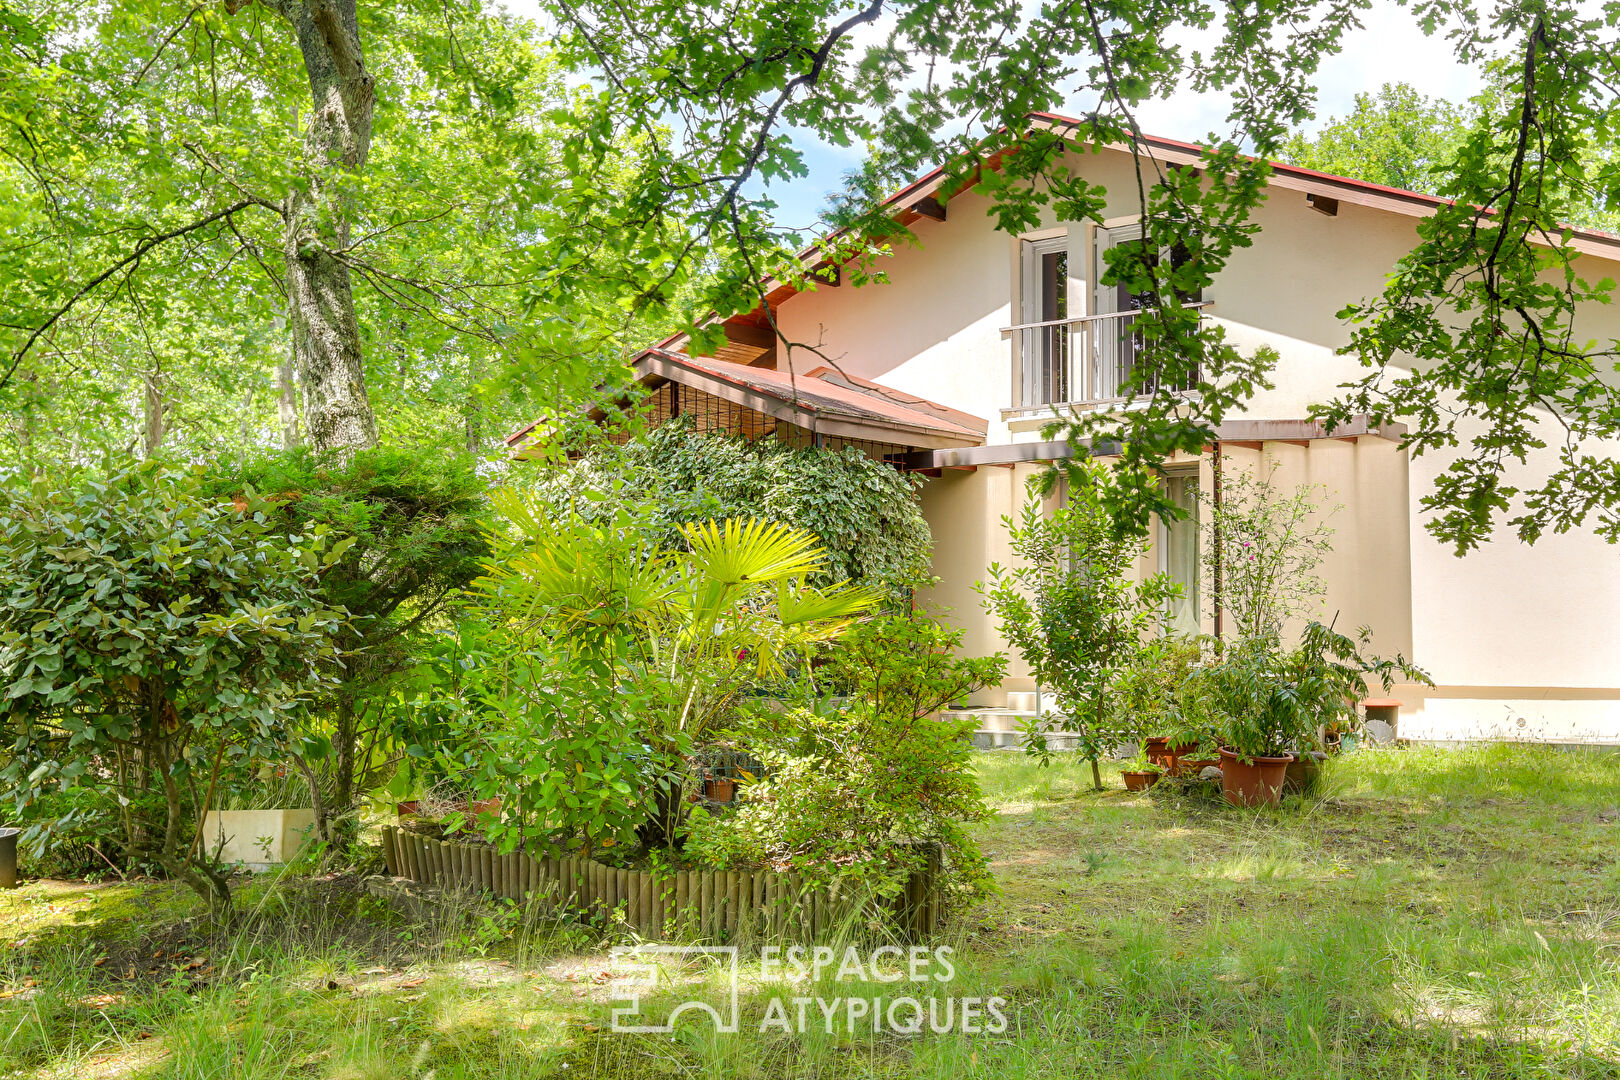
[512,118,1620,746]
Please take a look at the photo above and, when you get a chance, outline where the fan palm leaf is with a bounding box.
[680,518,824,585]
[776,577,882,627]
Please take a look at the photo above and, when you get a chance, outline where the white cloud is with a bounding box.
[1131,0,1481,140]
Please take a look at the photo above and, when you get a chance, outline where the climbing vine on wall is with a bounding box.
[529,420,933,598]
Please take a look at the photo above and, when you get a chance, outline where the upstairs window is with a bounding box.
[1018,236,1071,407]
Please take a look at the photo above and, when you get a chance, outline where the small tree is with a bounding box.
[0,465,345,914]
[203,448,488,846]
[1200,462,1338,641]
[981,461,1179,789]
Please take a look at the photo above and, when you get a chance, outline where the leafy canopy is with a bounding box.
[535,0,1620,550]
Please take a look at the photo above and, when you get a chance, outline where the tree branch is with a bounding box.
[2,200,263,393]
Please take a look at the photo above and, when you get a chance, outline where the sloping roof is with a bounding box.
[514,114,1614,452]
[890,114,1620,257]
[632,348,987,450]
[738,113,1620,312]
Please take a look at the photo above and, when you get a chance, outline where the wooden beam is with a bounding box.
[808,261,840,287]
[1306,193,1340,217]
[912,196,946,222]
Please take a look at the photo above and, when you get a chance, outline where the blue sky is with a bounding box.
[500,0,1482,228]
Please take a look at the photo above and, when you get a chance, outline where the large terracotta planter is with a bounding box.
[1144,737,1172,771]
[1218,748,1293,807]
[1283,756,1321,795]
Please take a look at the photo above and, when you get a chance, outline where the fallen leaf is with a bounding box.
[92,956,108,968]
[397,978,426,989]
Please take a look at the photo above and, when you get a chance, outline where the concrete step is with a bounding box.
[943,709,1030,733]
[970,729,1086,752]
[943,708,1072,734]
[1005,691,1042,712]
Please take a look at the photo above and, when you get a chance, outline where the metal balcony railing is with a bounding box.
[1002,300,1213,408]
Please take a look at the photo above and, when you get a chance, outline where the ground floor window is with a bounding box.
[1159,470,1200,634]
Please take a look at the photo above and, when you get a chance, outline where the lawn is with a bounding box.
[1,744,1617,1079]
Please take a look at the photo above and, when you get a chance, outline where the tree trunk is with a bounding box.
[255,0,379,455]
[142,367,165,456]
[464,351,482,452]
[143,677,234,919]
[275,312,300,448]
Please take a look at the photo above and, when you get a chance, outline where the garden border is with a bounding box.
[380,825,942,940]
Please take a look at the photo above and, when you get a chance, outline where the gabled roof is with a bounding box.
[743,112,1620,311]
[630,348,987,450]
[514,114,1620,454]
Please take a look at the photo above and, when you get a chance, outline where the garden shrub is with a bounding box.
[1110,635,1209,749]
[682,613,1007,906]
[1185,622,1431,761]
[0,464,346,912]
[981,459,1180,788]
[1200,463,1338,640]
[418,618,653,858]
[526,420,933,598]
[475,498,879,849]
[201,447,488,843]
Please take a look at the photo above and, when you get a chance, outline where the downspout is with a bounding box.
[1212,442,1223,642]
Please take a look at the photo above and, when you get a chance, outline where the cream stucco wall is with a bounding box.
[776,145,1620,740]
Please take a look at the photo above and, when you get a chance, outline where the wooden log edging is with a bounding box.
[379,825,942,941]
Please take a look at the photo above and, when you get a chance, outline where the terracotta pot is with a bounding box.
[1122,770,1160,792]
[1283,756,1321,795]
[1144,737,1172,770]
[1218,748,1294,807]
[704,778,737,804]
[396,797,501,819]
[1164,741,1202,776]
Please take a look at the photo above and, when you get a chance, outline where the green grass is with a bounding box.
[1,744,1617,1078]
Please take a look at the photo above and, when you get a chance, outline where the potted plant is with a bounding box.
[1283,751,1326,795]
[1184,637,1300,807]
[703,774,737,804]
[1168,732,1222,777]
[1111,636,1208,778]
[1217,736,1295,807]
[1143,735,1173,772]
[1120,753,1163,791]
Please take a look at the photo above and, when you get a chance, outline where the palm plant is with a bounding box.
[478,492,881,845]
